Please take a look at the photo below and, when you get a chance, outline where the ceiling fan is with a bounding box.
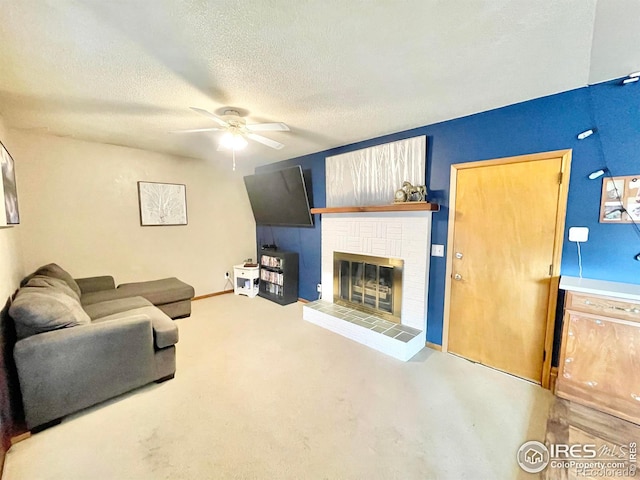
[174,107,290,151]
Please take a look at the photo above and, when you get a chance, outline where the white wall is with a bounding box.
[11,131,256,296]
[0,118,24,302]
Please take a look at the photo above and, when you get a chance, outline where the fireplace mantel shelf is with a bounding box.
[310,202,439,214]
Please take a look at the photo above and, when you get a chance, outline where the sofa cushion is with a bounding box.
[75,276,116,294]
[9,286,91,340]
[81,277,194,307]
[81,288,141,306]
[93,306,178,349]
[116,278,194,305]
[22,263,82,298]
[26,275,81,302]
[84,296,153,321]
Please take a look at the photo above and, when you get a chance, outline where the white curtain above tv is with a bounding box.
[325,136,426,207]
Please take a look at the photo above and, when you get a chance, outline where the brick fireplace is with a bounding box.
[303,211,432,361]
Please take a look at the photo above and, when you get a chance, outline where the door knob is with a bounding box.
[454,273,462,281]
[455,252,463,259]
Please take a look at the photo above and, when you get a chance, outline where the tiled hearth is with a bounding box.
[304,300,425,361]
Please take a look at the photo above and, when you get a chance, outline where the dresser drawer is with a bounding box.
[556,310,640,424]
[566,291,640,323]
[235,268,255,276]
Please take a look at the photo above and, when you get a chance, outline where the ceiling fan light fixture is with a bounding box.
[220,132,248,150]
[185,107,288,151]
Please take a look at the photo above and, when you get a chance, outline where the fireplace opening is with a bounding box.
[333,252,403,323]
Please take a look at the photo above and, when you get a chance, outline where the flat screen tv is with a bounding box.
[243,165,313,226]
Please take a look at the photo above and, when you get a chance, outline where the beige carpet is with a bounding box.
[3,294,553,479]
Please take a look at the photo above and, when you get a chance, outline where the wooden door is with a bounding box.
[446,151,570,384]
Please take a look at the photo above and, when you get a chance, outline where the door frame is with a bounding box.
[441,149,572,389]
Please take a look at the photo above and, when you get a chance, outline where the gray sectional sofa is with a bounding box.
[8,264,194,431]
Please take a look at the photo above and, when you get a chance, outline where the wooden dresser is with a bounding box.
[557,276,640,424]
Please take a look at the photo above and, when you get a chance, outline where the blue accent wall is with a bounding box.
[256,78,640,344]
[255,153,325,301]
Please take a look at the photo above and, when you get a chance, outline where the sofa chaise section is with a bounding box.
[79,276,195,319]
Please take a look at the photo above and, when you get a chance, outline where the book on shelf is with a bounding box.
[260,269,283,285]
[264,282,283,296]
[260,255,283,268]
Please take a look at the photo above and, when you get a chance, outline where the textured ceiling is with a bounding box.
[0,0,638,169]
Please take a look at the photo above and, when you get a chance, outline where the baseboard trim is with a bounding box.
[425,341,442,351]
[10,432,30,445]
[192,290,233,301]
[194,291,312,303]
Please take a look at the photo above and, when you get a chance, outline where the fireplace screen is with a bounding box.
[333,252,403,323]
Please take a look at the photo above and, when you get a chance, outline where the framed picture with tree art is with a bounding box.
[137,181,187,226]
[0,141,20,226]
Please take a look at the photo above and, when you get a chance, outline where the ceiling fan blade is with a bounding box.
[171,127,223,133]
[189,107,229,127]
[247,133,285,150]
[246,122,290,132]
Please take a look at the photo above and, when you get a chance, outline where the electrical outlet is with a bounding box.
[224,272,230,279]
[316,283,322,293]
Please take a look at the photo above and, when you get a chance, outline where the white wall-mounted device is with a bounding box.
[568,227,589,243]
[577,129,596,140]
[588,168,608,180]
